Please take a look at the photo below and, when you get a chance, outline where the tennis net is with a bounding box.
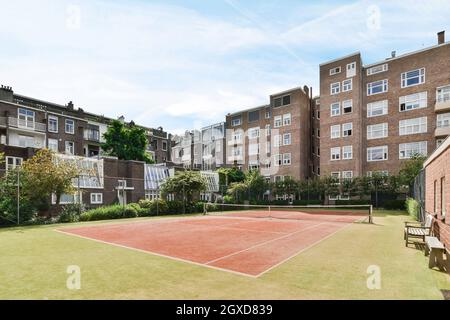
[204,203,373,224]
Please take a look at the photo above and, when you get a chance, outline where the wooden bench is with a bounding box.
[404,214,433,247]
[424,236,446,270]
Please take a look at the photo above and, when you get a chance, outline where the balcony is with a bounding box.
[8,117,46,132]
[434,126,450,137]
[435,86,450,112]
[0,117,6,127]
[84,129,100,142]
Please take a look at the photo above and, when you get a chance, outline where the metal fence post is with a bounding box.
[17,170,20,225]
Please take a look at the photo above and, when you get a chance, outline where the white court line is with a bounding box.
[204,222,327,265]
[256,221,356,277]
[55,218,361,278]
[54,229,258,278]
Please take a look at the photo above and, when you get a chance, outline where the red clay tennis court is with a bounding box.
[57,205,371,277]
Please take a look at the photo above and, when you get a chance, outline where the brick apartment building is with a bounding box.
[319,31,450,183]
[0,86,173,208]
[423,136,450,249]
[225,86,313,183]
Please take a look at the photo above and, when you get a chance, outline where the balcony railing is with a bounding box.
[8,117,46,132]
[434,126,450,137]
[83,129,100,142]
[435,86,450,112]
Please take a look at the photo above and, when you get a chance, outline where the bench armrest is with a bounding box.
[404,221,422,226]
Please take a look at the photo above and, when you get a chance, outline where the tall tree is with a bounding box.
[21,149,80,210]
[398,154,426,195]
[102,120,154,163]
[161,170,206,202]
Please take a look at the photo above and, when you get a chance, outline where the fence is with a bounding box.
[413,168,426,222]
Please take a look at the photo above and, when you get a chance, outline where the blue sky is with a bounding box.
[0,0,448,134]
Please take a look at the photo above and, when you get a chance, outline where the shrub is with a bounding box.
[222,195,234,204]
[383,199,406,210]
[166,200,184,214]
[138,199,152,209]
[80,204,133,221]
[57,203,85,223]
[123,204,139,218]
[405,198,420,220]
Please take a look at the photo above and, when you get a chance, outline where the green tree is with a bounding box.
[161,170,207,203]
[102,120,154,163]
[398,154,426,195]
[21,149,80,212]
[321,175,340,201]
[0,168,37,224]
[227,170,269,202]
[273,177,299,200]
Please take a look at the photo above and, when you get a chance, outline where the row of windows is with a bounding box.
[18,108,77,134]
[330,123,352,139]
[329,88,440,118]
[330,142,428,162]
[366,116,429,139]
[231,112,291,127]
[329,67,427,97]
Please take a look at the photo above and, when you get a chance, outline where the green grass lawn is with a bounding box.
[0,210,449,299]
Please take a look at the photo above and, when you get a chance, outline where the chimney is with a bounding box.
[438,31,445,45]
[67,101,74,110]
[0,84,14,102]
[391,51,396,58]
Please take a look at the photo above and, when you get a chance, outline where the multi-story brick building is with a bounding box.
[0,86,173,209]
[319,31,450,183]
[225,86,313,183]
[0,86,171,165]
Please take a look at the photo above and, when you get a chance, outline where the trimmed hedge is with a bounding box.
[79,204,138,221]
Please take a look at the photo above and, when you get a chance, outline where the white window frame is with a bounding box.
[367,100,388,117]
[331,125,340,139]
[342,171,353,180]
[48,115,58,133]
[330,82,341,95]
[399,117,427,136]
[283,133,291,146]
[65,141,75,155]
[342,145,353,160]
[367,123,388,140]
[399,141,427,159]
[90,193,103,204]
[248,127,260,139]
[342,100,352,114]
[273,134,282,147]
[18,108,35,129]
[274,154,282,167]
[367,146,388,162]
[5,156,23,171]
[437,85,450,103]
[231,116,241,127]
[342,78,353,92]
[367,63,388,76]
[367,79,388,96]
[329,66,341,75]
[437,113,450,128]
[330,147,340,161]
[282,153,291,165]
[342,122,352,137]
[331,102,341,116]
[283,113,291,126]
[274,115,282,128]
[399,91,427,112]
[401,68,425,88]
[48,138,59,152]
[65,119,75,134]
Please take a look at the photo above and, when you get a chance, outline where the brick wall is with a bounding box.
[424,142,450,248]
